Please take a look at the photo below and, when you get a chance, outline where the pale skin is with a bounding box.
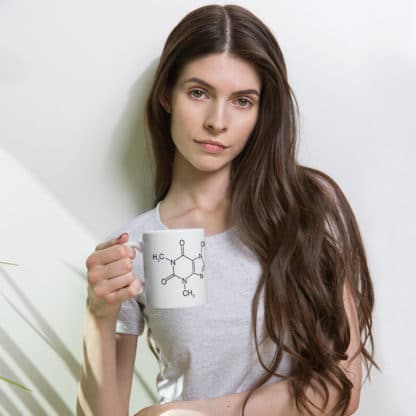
[77,52,362,416]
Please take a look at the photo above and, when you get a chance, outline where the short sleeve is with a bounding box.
[116,297,145,336]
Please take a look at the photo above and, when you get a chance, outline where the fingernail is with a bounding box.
[117,232,128,240]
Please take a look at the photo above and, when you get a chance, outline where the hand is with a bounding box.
[85,232,143,318]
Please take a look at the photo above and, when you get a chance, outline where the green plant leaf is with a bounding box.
[0,376,32,392]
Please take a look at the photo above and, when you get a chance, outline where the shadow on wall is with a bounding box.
[0,149,158,415]
[107,59,161,214]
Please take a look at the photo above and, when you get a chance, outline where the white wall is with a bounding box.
[1,1,415,415]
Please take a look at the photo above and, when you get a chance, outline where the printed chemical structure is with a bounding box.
[152,239,205,298]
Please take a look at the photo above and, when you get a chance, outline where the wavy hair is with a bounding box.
[144,4,378,415]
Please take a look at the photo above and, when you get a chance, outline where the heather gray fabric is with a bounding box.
[109,202,291,403]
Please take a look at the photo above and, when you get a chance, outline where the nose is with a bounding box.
[204,101,228,134]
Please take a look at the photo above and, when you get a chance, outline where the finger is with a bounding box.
[88,257,134,284]
[102,278,144,305]
[87,242,136,269]
[93,272,137,297]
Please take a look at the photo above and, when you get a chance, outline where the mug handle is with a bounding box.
[123,240,145,296]
[123,240,144,253]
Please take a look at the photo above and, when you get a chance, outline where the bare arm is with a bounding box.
[76,307,120,415]
[116,333,139,413]
[77,233,142,416]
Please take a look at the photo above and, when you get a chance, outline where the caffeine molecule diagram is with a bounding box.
[152,239,205,298]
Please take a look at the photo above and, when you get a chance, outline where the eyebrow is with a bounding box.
[183,77,260,97]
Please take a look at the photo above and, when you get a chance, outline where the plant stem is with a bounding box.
[0,376,32,392]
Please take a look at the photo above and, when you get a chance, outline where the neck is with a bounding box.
[165,152,231,212]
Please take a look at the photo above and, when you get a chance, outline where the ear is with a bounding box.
[159,95,171,113]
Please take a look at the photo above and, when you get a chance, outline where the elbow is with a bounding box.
[325,382,360,416]
[326,384,360,416]
[341,365,361,416]
[332,360,362,415]
[345,386,360,415]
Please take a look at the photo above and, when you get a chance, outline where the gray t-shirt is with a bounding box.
[109,202,291,403]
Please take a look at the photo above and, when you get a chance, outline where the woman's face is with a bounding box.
[166,53,261,174]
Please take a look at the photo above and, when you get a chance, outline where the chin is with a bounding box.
[193,161,230,173]
[179,151,230,173]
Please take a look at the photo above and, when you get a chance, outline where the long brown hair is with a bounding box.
[144,4,378,415]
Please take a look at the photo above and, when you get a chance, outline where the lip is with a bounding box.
[194,139,228,148]
[195,140,228,154]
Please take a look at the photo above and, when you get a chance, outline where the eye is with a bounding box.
[235,98,253,108]
[189,88,208,99]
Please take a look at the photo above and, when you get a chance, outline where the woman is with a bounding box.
[77,4,378,416]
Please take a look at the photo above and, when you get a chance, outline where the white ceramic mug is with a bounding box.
[124,228,206,308]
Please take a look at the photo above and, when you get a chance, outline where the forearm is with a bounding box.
[202,379,356,416]
[76,306,120,416]
[161,376,359,416]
